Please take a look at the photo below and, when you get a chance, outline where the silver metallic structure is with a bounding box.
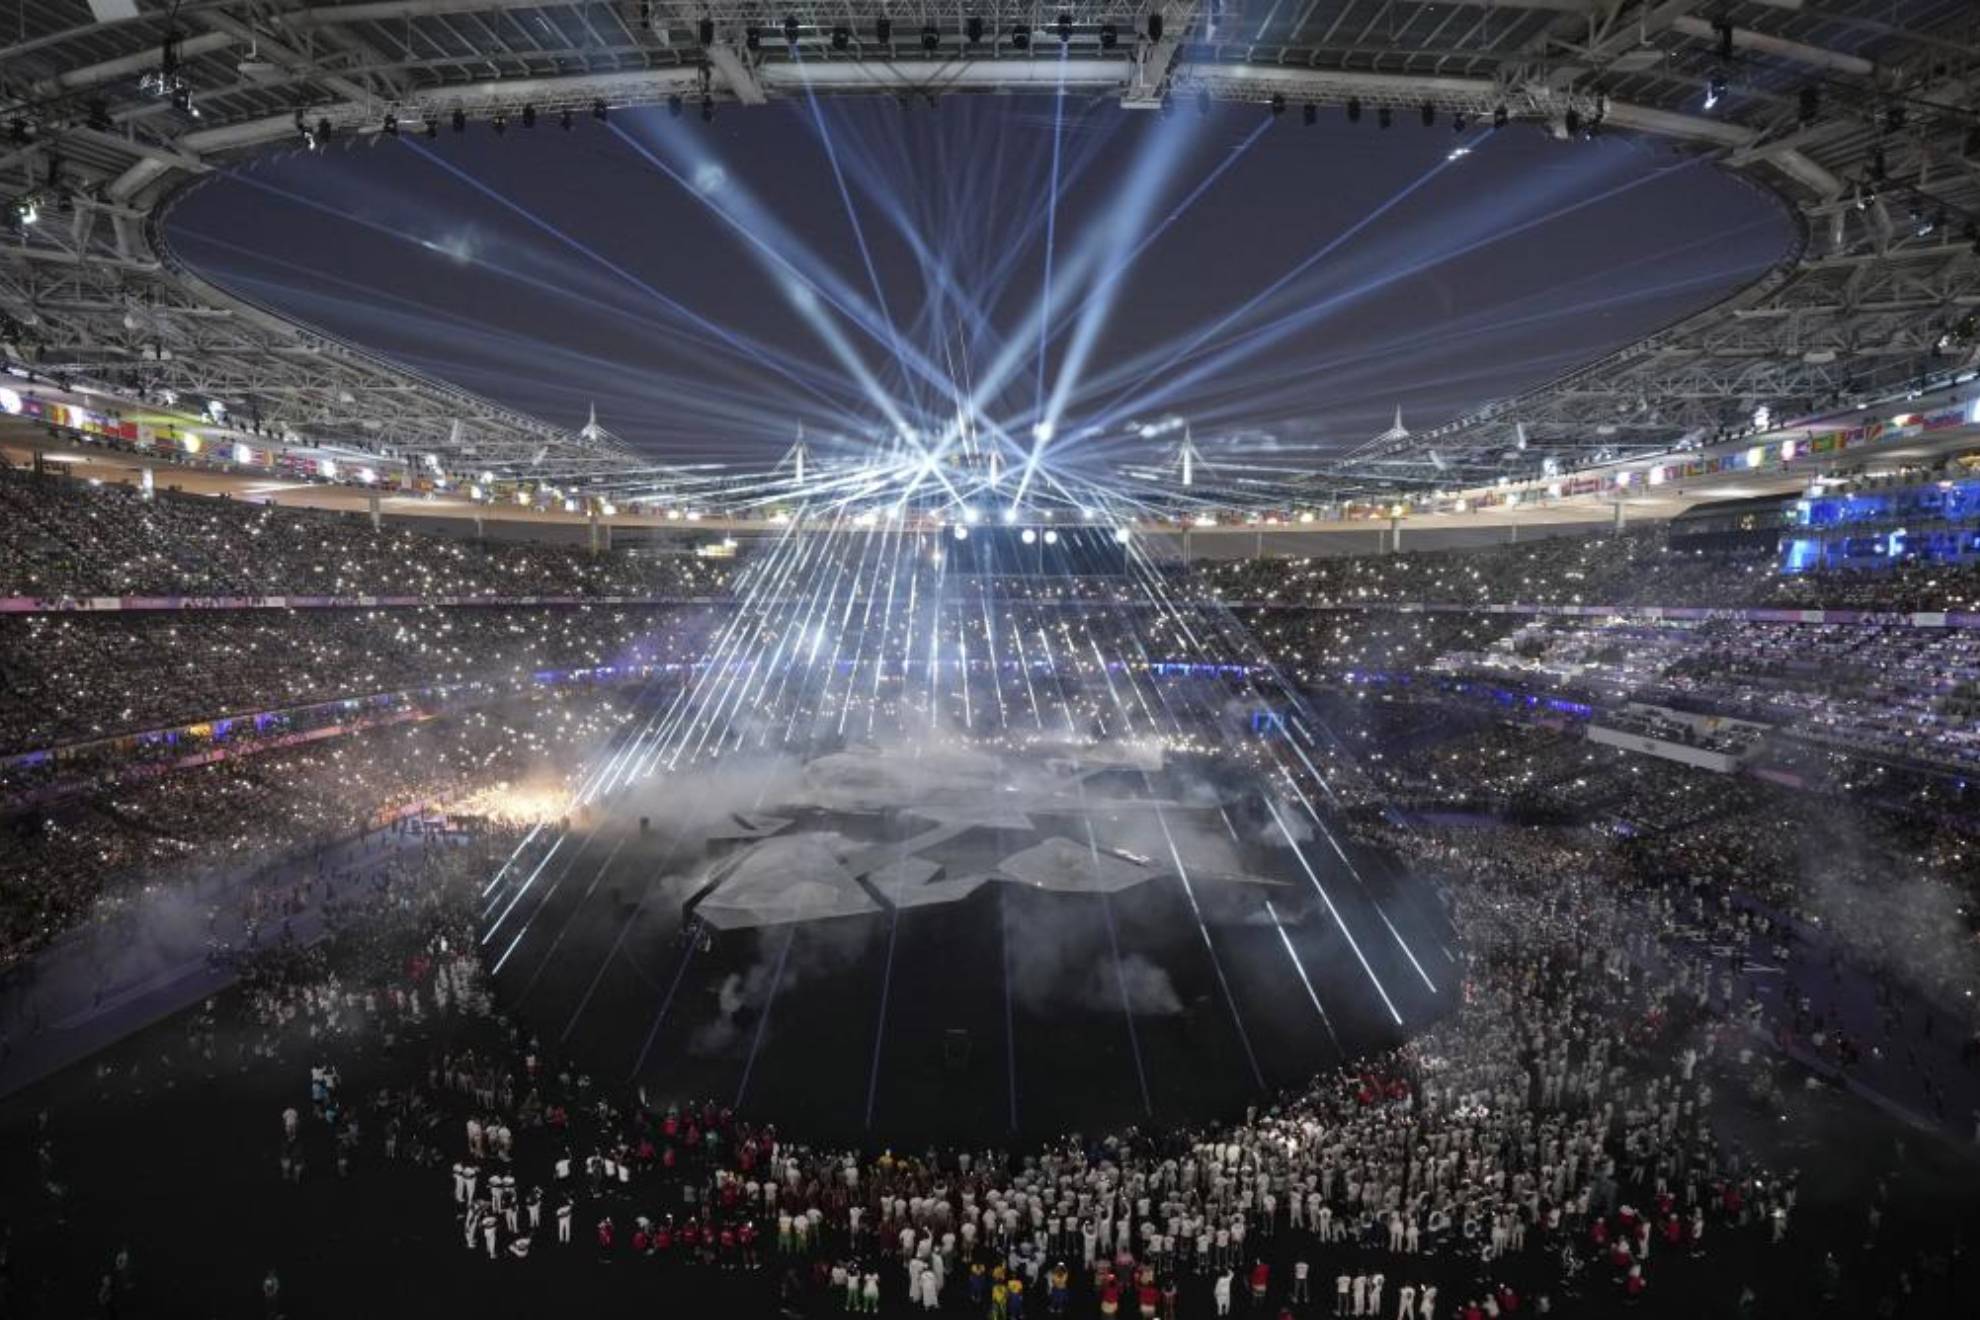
[0,2,1975,495]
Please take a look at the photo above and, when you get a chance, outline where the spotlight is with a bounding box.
[745,25,760,50]
[832,26,849,50]
[921,24,939,51]
[668,94,683,119]
[876,17,891,43]
[170,85,192,114]
[1346,97,1361,123]
[1704,70,1727,110]
[1100,23,1116,49]
[1377,105,1391,129]
[1270,94,1285,117]
[1002,507,1019,524]
[1148,14,1163,42]
[698,15,714,46]
[1113,527,1132,544]
[452,107,466,132]
[783,15,799,44]
[1043,529,1059,545]
[1020,528,1036,545]
[592,99,608,122]
[1010,24,1028,49]
[953,524,969,541]
[1302,102,1316,126]
[1420,100,1434,127]
[966,16,983,44]
[520,104,536,129]
[1493,103,1508,129]
[382,112,398,137]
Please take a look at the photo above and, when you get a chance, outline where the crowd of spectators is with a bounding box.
[0,688,633,971]
[1421,618,1980,771]
[0,603,716,755]
[0,467,729,600]
[1192,528,1980,613]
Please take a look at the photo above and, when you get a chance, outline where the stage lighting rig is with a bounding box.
[138,31,191,107]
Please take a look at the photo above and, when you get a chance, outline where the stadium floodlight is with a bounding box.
[1021,528,1037,544]
[1043,529,1059,545]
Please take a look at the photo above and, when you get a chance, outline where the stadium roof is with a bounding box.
[1,2,1976,498]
